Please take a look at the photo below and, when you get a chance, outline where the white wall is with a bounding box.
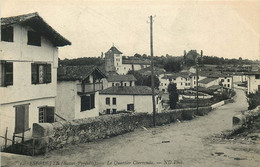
[219,76,233,89]
[0,98,55,147]
[99,94,161,114]
[248,75,260,94]
[198,79,219,88]
[56,81,77,120]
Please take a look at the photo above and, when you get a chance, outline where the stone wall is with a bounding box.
[31,106,211,154]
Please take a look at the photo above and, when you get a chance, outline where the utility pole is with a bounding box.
[149,15,156,127]
[196,50,203,113]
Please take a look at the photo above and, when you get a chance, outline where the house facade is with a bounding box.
[247,72,260,94]
[99,86,162,114]
[56,65,106,120]
[105,46,150,75]
[102,74,136,89]
[0,13,70,145]
[198,77,219,88]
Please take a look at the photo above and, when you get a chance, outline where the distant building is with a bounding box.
[104,46,151,75]
[247,72,260,94]
[102,74,137,89]
[99,86,162,114]
[0,12,71,145]
[198,78,219,88]
[56,65,106,120]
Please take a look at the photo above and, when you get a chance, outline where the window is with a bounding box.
[106,109,110,114]
[185,83,187,86]
[130,81,132,86]
[81,94,95,111]
[165,83,167,86]
[181,83,183,86]
[14,104,29,134]
[39,106,55,123]
[112,109,117,114]
[227,79,230,82]
[116,83,120,86]
[112,83,114,86]
[221,79,224,82]
[112,97,116,105]
[31,63,51,84]
[224,84,226,87]
[258,85,260,91]
[106,97,110,105]
[0,61,13,86]
[27,31,41,46]
[227,84,230,88]
[1,26,13,42]
[256,75,260,79]
[127,104,134,111]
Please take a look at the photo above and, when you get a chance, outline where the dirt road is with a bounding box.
[2,89,260,167]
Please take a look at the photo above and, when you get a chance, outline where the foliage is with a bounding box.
[127,71,160,89]
[127,70,146,85]
[59,57,104,66]
[146,75,160,89]
[168,83,179,109]
[247,91,260,110]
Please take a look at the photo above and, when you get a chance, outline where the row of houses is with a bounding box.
[0,13,161,146]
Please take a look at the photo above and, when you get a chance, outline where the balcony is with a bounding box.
[77,82,103,94]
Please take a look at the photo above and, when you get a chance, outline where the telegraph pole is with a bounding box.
[196,50,203,113]
[149,15,156,127]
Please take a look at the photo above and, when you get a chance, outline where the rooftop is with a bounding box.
[58,65,106,81]
[1,12,71,46]
[198,77,218,84]
[105,46,123,55]
[107,74,137,82]
[99,86,158,95]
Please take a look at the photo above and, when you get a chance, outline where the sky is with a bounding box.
[1,0,260,60]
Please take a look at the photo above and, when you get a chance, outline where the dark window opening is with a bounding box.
[106,97,110,105]
[130,81,132,86]
[256,74,260,79]
[127,104,134,111]
[81,94,95,111]
[28,31,41,46]
[106,109,110,114]
[31,63,51,84]
[258,85,260,91]
[112,109,117,114]
[1,27,13,42]
[39,106,55,123]
[112,97,116,105]
[0,61,13,87]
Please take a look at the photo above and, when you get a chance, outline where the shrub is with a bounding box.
[247,91,260,110]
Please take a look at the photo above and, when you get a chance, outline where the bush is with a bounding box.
[247,91,260,110]
[168,83,179,109]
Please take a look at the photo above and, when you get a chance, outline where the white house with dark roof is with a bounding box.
[247,72,260,94]
[56,65,106,120]
[99,86,162,114]
[198,77,219,88]
[104,46,151,75]
[102,74,136,89]
[0,12,70,146]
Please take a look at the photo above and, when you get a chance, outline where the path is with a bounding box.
[2,89,260,167]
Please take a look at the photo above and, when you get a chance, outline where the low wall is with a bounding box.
[33,106,212,154]
[181,94,212,99]
[211,101,225,109]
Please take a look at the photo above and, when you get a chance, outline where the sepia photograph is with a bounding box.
[0,0,260,166]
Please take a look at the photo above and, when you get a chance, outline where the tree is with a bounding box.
[247,91,260,110]
[127,70,146,85]
[168,83,179,109]
[146,75,160,89]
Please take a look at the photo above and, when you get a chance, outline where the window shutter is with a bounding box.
[15,106,24,134]
[31,63,38,84]
[4,62,13,86]
[106,98,110,105]
[81,96,87,111]
[86,96,91,110]
[90,94,95,109]
[113,98,116,105]
[46,107,55,123]
[24,105,29,130]
[46,64,52,83]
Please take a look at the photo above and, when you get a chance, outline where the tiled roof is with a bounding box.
[198,77,218,84]
[99,86,158,95]
[137,66,165,76]
[208,85,222,90]
[105,46,123,54]
[58,65,106,81]
[162,72,191,79]
[122,58,151,65]
[107,74,137,82]
[1,12,71,46]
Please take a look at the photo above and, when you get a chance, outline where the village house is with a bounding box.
[99,86,162,114]
[105,46,151,75]
[247,72,260,94]
[0,12,71,145]
[198,77,219,88]
[56,65,106,120]
[159,72,196,92]
[102,74,136,89]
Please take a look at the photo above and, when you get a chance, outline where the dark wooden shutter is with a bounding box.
[4,62,13,86]
[86,96,91,110]
[31,63,38,84]
[46,64,52,83]
[46,107,55,123]
[106,97,110,105]
[113,98,116,105]
[15,105,29,134]
[81,96,87,111]
[90,94,95,109]
[24,105,29,130]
